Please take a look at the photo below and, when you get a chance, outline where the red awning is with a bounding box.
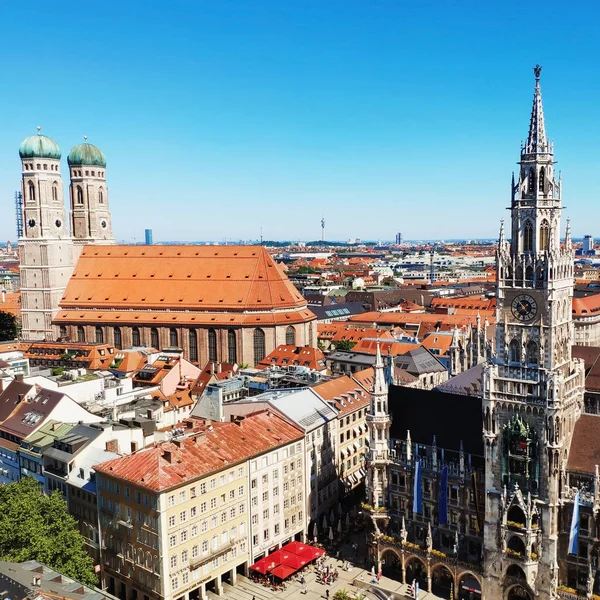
[249,555,280,574]
[270,564,297,580]
[282,540,307,555]
[280,551,308,570]
[281,541,325,562]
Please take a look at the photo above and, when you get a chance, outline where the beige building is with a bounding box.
[94,411,303,600]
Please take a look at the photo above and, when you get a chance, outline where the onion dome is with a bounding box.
[19,128,61,160]
[68,137,107,167]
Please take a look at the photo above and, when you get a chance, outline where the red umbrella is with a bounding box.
[282,540,307,555]
[281,551,308,570]
[270,564,297,580]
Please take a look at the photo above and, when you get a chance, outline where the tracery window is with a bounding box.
[285,326,296,346]
[169,328,178,347]
[76,186,84,204]
[28,182,35,201]
[150,328,159,349]
[228,330,237,364]
[189,329,198,362]
[208,328,217,362]
[523,221,533,252]
[539,220,550,251]
[113,327,122,349]
[253,328,266,365]
[132,327,141,346]
[95,326,104,344]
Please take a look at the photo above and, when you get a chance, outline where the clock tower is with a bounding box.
[481,67,585,600]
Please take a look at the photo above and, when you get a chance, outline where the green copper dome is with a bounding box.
[68,141,106,167]
[19,131,61,160]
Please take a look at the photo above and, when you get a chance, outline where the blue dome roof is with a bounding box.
[19,132,61,160]
[67,142,106,167]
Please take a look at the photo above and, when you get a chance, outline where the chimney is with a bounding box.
[146,409,153,420]
[210,362,215,375]
[217,362,222,374]
[163,449,172,463]
[32,576,41,587]
[105,439,119,454]
[16,374,24,383]
[1,290,5,303]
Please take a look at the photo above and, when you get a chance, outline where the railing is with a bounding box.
[564,486,595,506]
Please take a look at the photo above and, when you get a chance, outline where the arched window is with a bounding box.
[28,182,35,201]
[95,326,104,344]
[285,326,296,346]
[52,182,58,201]
[526,341,538,365]
[77,326,85,342]
[189,329,198,362]
[253,328,266,364]
[113,327,122,349]
[208,328,217,362]
[150,328,159,349]
[509,339,520,363]
[169,328,178,347]
[132,327,141,347]
[528,168,535,193]
[539,220,550,251]
[539,167,545,192]
[523,220,533,252]
[228,330,237,364]
[99,188,104,204]
[76,186,83,204]
[59,325,67,339]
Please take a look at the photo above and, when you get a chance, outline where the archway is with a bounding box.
[506,585,532,600]
[431,563,454,599]
[507,536,526,559]
[380,548,402,582]
[405,556,427,590]
[507,505,526,527]
[457,572,482,600]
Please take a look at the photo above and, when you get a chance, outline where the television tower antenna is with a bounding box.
[321,216,325,243]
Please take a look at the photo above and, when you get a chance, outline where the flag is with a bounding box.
[438,465,448,525]
[568,491,580,554]
[413,459,422,514]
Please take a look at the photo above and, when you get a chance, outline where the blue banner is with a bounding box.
[438,466,448,525]
[568,491,580,554]
[413,459,422,514]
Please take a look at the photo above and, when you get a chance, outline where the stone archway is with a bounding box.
[405,555,428,590]
[457,571,482,600]
[506,584,533,600]
[431,563,454,599]
[504,564,532,600]
[380,548,403,582]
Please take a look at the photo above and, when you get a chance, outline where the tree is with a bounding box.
[0,311,18,342]
[0,477,97,587]
[333,590,352,600]
[334,340,356,352]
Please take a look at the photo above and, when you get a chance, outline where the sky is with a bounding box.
[1,0,599,243]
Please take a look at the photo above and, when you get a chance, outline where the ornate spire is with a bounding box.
[525,65,548,154]
[498,220,505,247]
[371,339,387,397]
[565,218,572,248]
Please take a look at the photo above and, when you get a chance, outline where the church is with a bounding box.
[17,132,317,364]
[365,67,596,600]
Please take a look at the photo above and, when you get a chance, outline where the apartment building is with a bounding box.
[94,411,303,600]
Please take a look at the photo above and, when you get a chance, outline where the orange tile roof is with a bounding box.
[421,332,454,356]
[258,345,326,371]
[58,245,315,322]
[351,338,420,356]
[0,291,21,318]
[572,294,600,317]
[431,297,496,311]
[94,411,304,492]
[331,327,393,344]
[312,372,371,416]
[193,361,239,395]
[24,341,116,370]
[351,368,375,388]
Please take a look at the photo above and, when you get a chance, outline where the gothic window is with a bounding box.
[509,339,520,363]
[528,168,535,193]
[59,325,67,339]
[253,328,266,365]
[113,327,122,349]
[526,341,538,365]
[150,327,159,349]
[77,326,85,342]
[539,167,545,192]
[132,327,141,346]
[502,417,538,492]
[228,329,237,364]
[285,326,296,346]
[539,220,550,251]
[525,265,534,281]
[169,328,178,347]
[76,186,84,204]
[208,328,217,362]
[52,182,58,201]
[523,220,533,252]
[189,329,198,362]
[95,326,104,344]
[28,182,35,201]
[99,188,104,204]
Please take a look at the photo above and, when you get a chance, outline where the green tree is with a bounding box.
[334,340,356,352]
[0,311,18,342]
[0,477,97,587]
[333,590,352,600]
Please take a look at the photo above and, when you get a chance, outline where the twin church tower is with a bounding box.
[18,130,115,340]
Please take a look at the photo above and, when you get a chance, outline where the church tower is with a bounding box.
[482,67,585,600]
[18,129,74,340]
[68,138,114,257]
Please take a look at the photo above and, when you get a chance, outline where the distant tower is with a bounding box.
[321,217,325,243]
[429,245,435,284]
[583,234,594,254]
[18,128,74,340]
[68,137,114,256]
[395,232,403,245]
[145,229,153,245]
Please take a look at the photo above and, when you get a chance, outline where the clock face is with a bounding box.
[511,294,538,322]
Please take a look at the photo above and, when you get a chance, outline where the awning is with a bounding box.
[353,442,360,452]
[359,468,366,478]
[353,426,361,436]
[340,448,348,458]
[281,541,325,563]
[360,423,368,434]
[271,564,297,580]
[250,555,280,574]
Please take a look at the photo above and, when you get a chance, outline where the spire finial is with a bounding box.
[534,64,542,81]
[36,126,41,133]
[83,135,88,141]
[526,65,548,154]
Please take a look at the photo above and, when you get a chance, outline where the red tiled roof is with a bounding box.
[568,414,600,474]
[312,371,371,416]
[94,411,304,492]
[258,345,325,371]
[572,294,600,317]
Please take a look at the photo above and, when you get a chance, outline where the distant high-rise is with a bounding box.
[145,229,153,245]
[395,232,403,245]
[583,234,594,254]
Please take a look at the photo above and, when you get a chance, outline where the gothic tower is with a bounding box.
[18,129,75,340]
[68,138,114,258]
[482,67,585,600]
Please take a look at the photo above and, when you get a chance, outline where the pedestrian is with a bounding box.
[326,589,330,600]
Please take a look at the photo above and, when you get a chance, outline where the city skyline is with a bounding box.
[1,0,599,242]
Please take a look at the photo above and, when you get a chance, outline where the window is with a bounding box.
[208,328,217,362]
[76,186,83,204]
[238,485,244,496]
[170,555,177,569]
[179,490,186,502]
[230,507,236,519]
[113,327,122,349]
[509,339,520,363]
[539,220,550,251]
[52,182,58,202]
[189,329,198,362]
[526,341,538,365]
[253,328,266,364]
[228,329,237,363]
[528,167,535,193]
[150,327,159,349]
[95,326,104,344]
[28,181,35,201]
[200,501,207,513]
[169,515,176,527]
[168,495,175,507]
[539,167,545,192]
[169,328,178,347]
[132,327,141,346]
[191,506,197,517]
[285,325,296,345]
[77,325,85,342]
[523,220,533,253]
[169,534,176,547]
[180,530,188,543]
[180,510,187,522]
[99,188,104,203]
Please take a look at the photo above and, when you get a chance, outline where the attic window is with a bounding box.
[84,273,89,277]
[160,298,164,302]
[226,275,231,279]
[187,274,191,278]
[245,275,249,279]
[114,273,119,277]
[219,299,223,303]
[132,274,136,278]
[168,274,173,278]
[159,252,163,256]
[141,252,146,256]
[150,274,155,278]
[177,252,181,256]
[206,275,211,278]
[233,252,238,256]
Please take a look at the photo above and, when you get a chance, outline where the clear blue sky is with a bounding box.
[1,0,599,243]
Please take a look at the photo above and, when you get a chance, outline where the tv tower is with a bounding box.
[321,216,325,243]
